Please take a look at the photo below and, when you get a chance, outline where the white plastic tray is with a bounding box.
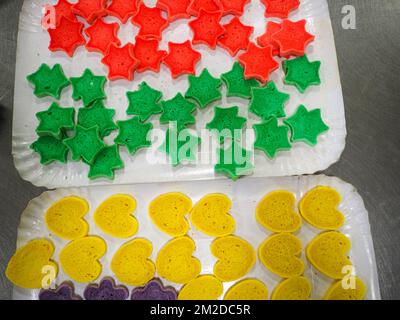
[12,0,346,188]
[12,175,380,300]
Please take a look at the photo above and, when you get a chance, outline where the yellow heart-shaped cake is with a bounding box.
[306,231,352,279]
[256,190,302,233]
[94,194,138,238]
[156,236,201,284]
[271,276,312,300]
[60,236,106,283]
[45,196,89,240]
[299,186,345,230]
[178,275,223,300]
[324,277,366,300]
[190,194,235,237]
[148,192,192,236]
[6,239,58,289]
[211,235,256,282]
[224,278,268,300]
[111,238,155,286]
[259,233,304,278]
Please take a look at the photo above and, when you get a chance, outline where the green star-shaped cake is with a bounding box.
[249,82,290,120]
[160,126,201,167]
[160,93,197,129]
[31,135,69,165]
[126,82,163,122]
[253,117,292,159]
[206,106,247,143]
[77,100,117,138]
[283,55,321,93]
[215,141,254,181]
[88,145,124,180]
[63,125,106,163]
[185,69,222,108]
[27,63,70,99]
[284,105,329,145]
[114,117,153,155]
[36,102,75,138]
[70,69,107,106]
[221,62,260,99]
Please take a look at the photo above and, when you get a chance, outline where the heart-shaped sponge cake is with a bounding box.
[271,276,312,300]
[306,231,352,279]
[211,235,256,282]
[6,239,58,289]
[178,275,223,300]
[94,194,138,238]
[324,277,366,300]
[111,238,155,286]
[299,186,345,230]
[148,192,192,236]
[156,236,201,284]
[190,194,235,237]
[45,196,89,240]
[259,233,304,278]
[224,278,269,300]
[60,236,106,283]
[256,190,302,233]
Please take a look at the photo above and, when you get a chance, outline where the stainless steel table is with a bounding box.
[0,0,399,299]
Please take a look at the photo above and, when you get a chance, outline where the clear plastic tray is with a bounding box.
[12,0,346,188]
[12,175,380,300]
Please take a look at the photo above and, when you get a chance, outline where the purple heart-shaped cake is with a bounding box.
[39,281,82,300]
[84,277,129,300]
[131,278,177,300]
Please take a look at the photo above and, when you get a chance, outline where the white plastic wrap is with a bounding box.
[12,0,346,188]
[12,175,380,300]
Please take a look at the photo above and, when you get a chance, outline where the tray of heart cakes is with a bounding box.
[7,0,379,301]
[7,176,379,300]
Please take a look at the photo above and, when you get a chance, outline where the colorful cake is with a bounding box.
[6,239,58,289]
[259,233,304,278]
[93,194,138,238]
[156,236,201,284]
[45,196,89,240]
[59,236,106,283]
[224,278,268,300]
[211,235,256,282]
[256,190,302,233]
[131,278,177,300]
[148,192,192,237]
[111,238,155,286]
[306,231,352,279]
[190,193,235,237]
[178,275,223,300]
[271,276,312,300]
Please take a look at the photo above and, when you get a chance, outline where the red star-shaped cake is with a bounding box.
[156,0,191,21]
[133,36,167,73]
[189,10,224,49]
[219,0,250,16]
[105,0,141,23]
[48,16,86,57]
[271,19,315,56]
[261,0,300,18]
[131,4,169,40]
[84,19,121,54]
[238,42,279,84]
[163,41,201,78]
[53,0,77,26]
[101,43,139,81]
[187,0,222,16]
[72,0,107,24]
[218,17,254,56]
[257,21,281,56]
